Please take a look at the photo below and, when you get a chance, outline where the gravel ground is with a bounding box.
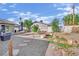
[11,35,49,56]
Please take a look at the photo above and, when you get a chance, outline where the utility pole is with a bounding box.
[72,4,75,25]
[19,17,23,31]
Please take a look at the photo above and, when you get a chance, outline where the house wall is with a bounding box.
[63,26,72,33]
[33,23,48,31]
[7,25,15,32]
[0,24,15,33]
[62,25,79,33]
[48,26,52,32]
[32,23,52,32]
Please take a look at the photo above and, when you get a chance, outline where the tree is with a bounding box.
[23,19,33,32]
[32,25,39,32]
[63,14,79,25]
[75,14,79,25]
[51,18,60,32]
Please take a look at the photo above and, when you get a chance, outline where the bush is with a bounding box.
[57,43,73,49]
[51,18,60,32]
[48,40,54,44]
[32,25,39,32]
[46,35,53,38]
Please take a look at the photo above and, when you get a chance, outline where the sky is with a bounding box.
[0,3,79,25]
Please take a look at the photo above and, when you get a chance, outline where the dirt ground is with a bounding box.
[46,33,79,56]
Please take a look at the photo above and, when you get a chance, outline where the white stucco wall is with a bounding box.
[0,24,15,33]
[48,27,52,32]
[63,26,72,33]
[63,25,79,33]
[32,23,49,32]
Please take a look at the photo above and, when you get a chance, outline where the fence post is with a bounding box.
[8,39,13,56]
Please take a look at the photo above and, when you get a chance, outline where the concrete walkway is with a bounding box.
[11,35,49,56]
[16,35,48,41]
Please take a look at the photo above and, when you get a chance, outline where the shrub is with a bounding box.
[57,43,73,49]
[48,40,54,44]
[32,25,39,32]
[51,18,60,32]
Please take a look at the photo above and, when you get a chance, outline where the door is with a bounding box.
[1,25,5,33]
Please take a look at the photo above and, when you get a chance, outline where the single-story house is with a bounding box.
[0,19,17,33]
[32,21,52,32]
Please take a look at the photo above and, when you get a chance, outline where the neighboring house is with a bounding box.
[32,21,52,32]
[14,24,20,32]
[0,19,17,33]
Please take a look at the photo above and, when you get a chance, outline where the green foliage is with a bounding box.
[57,43,72,49]
[76,44,79,48]
[63,14,79,25]
[32,25,39,32]
[23,19,33,32]
[47,35,53,38]
[51,18,60,32]
[58,38,66,41]
[48,40,54,44]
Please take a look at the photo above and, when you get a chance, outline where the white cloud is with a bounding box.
[33,15,54,24]
[0,3,7,5]
[76,6,79,10]
[21,13,39,22]
[12,11,40,19]
[31,14,39,18]
[57,8,63,10]
[7,18,15,21]
[24,12,39,18]
[57,6,71,12]
[60,3,72,7]
[12,11,19,14]
[35,16,54,24]
[43,20,50,24]
[67,6,79,14]
[57,13,62,17]
[19,13,27,16]
[9,4,16,8]
[7,18,19,24]
[56,12,68,18]
[25,12,32,15]
[56,5,79,18]
[53,4,57,7]
[36,17,48,21]
[63,12,68,15]
[75,6,79,14]
[64,7,71,11]
[9,11,54,24]
[57,4,79,14]
[1,8,8,11]
[56,4,79,17]
[57,4,74,13]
